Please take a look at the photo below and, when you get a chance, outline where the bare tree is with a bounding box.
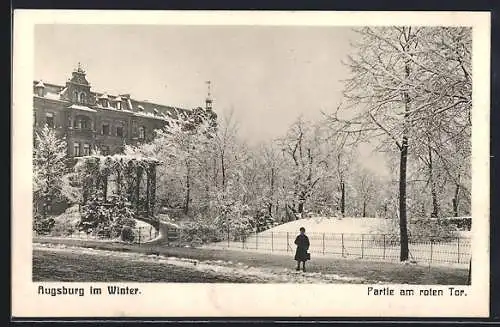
[328,26,471,261]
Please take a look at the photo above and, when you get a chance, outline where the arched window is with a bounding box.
[73,90,78,102]
[79,92,87,104]
[139,126,145,140]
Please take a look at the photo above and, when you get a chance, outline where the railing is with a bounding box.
[34,225,160,244]
[207,231,471,266]
[33,227,471,266]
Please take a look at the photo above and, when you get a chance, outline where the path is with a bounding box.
[33,238,470,285]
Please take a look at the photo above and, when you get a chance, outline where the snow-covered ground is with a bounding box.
[33,243,365,283]
[260,216,393,235]
[203,217,471,268]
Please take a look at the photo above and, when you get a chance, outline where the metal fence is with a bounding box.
[34,227,471,266]
[207,231,471,266]
[34,225,160,244]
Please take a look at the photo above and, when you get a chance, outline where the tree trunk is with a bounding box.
[221,150,226,192]
[340,181,345,217]
[399,137,410,261]
[428,142,439,218]
[297,200,304,217]
[150,165,156,216]
[453,174,461,217]
[362,200,367,218]
[399,36,411,262]
[146,169,150,215]
[268,168,275,216]
[135,167,142,212]
[184,165,191,215]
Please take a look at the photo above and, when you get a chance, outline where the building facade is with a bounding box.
[33,64,215,156]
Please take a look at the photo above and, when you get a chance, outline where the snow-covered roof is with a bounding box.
[69,104,97,113]
[44,92,61,100]
[98,93,109,99]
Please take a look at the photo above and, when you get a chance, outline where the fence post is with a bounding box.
[322,233,325,255]
[361,234,364,259]
[178,228,182,247]
[271,232,274,252]
[341,233,344,257]
[138,227,141,244]
[457,237,460,264]
[383,234,386,260]
[287,232,289,252]
[430,240,433,264]
[166,226,169,246]
[467,258,471,285]
[227,226,230,248]
[256,230,258,250]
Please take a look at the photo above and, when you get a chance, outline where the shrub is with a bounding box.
[50,205,81,236]
[120,226,136,243]
[33,215,55,235]
[374,217,458,243]
[78,193,137,238]
[180,220,219,245]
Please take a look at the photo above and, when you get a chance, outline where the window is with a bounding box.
[36,88,44,97]
[73,143,81,157]
[138,126,145,140]
[45,113,54,128]
[79,92,87,104]
[33,111,37,126]
[116,126,124,137]
[131,121,138,135]
[73,117,89,130]
[102,123,110,135]
[102,99,109,108]
[83,144,91,156]
[116,102,122,110]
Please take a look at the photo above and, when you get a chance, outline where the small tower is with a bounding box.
[66,62,91,104]
[34,80,45,97]
[205,80,213,111]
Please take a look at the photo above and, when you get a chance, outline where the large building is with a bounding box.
[33,64,215,156]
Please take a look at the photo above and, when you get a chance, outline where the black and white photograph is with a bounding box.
[12,10,490,317]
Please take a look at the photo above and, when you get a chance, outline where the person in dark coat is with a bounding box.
[294,227,310,272]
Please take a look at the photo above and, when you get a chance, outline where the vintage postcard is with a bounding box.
[12,10,490,318]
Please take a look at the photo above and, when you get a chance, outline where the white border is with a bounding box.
[12,10,490,317]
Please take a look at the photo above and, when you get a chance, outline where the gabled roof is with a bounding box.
[33,79,200,121]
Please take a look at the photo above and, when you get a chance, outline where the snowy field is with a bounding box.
[33,243,365,283]
[204,217,471,267]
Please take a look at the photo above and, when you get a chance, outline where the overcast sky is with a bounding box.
[34,25,358,141]
[34,24,388,174]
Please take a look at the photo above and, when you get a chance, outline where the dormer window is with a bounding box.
[99,94,109,107]
[116,102,122,110]
[35,81,45,97]
[138,105,144,112]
